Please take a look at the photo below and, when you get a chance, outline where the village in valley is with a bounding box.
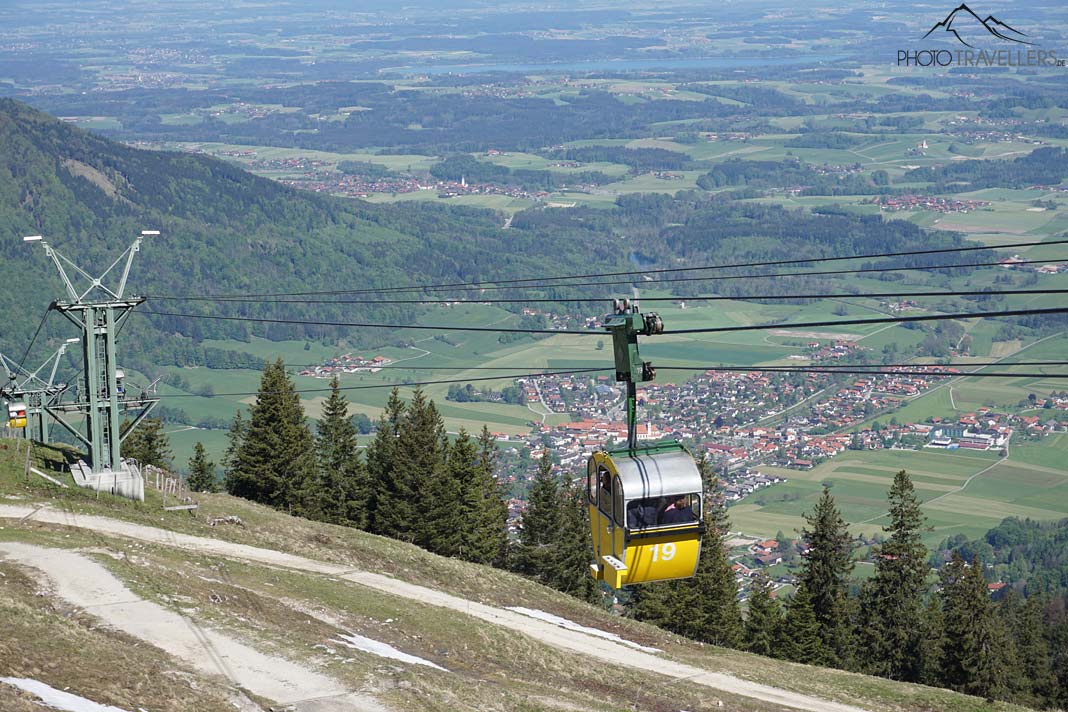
[302,339,1067,599]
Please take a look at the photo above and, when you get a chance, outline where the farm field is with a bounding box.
[156,290,1066,472]
[728,443,1068,547]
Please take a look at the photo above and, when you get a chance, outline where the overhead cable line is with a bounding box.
[657,360,1068,371]
[658,366,1068,380]
[662,306,1068,335]
[289,365,604,371]
[146,257,1061,299]
[15,308,51,374]
[145,237,1067,299]
[269,360,1065,372]
[434,257,1059,293]
[151,362,1068,401]
[138,310,594,335]
[146,287,1068,306]
[138,305,1068,337]
[159,367,609,398]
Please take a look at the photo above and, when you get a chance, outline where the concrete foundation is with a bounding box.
[69,459,144,501]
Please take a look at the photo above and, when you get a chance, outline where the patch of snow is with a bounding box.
[195,575,227,584]
[506,607,661,653]
[0,678,130,712]
[330,632,448,671]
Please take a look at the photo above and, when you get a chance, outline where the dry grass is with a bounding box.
[0,440,1039,712]
[0,559,239,712]
[0,525,778,712]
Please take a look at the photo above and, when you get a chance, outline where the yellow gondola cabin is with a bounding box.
[7,402,27,429]
[587,442,703,589]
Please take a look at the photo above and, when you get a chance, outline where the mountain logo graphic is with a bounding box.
[922,4,1032,48]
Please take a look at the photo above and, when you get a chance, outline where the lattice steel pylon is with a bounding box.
[1,339,79,443]
[24,232,159,500]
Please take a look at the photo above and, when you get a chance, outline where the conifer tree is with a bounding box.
[744,572,782,658]
[995,589,1033,704]
[554,475,599,600]
[186,441,217,492]
[915,595,945,687]
[221,409,246,484]
[399,389,448,548]
[858,470,929,681]
[1012,595,1054,705]
[629,581,677,630]
[514,451,563,583]
[226,359,316,510]
[1047,610,1068,710]
[123,417,172,469]
[308,376,366,527]
[423,428,469,558]
[798,486,854,666]
[460,426,509,566]
[778,585,827,665]
[365,388,405,536]
[940,552,1007,700]
[685,463,743,647]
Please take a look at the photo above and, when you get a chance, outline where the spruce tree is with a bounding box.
[186,441,217,492]
[399,389,448,548]
[365,388,405,537]
[221,409,247,487]
[940,551,1006,701]
[744,573,782,658]
[423,429,470,558]
[460,426,509,566]
[123,418,172,469]
[916,595,945,687]
[778,585,827,665]
[552,475,597,599]
[514,451,563,583]
[995,589,1032,704]
[226,359,316,510]
[630,579,680,629]
[858,470,929,681]
[686,464,743,647]
[308,376,367,527]
[1012,595,1054,705]
[1048,609,1068,711]
[798,486,854,666]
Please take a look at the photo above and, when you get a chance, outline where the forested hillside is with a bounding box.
[0,99,625,370]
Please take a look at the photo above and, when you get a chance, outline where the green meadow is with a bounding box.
[729,444,1068,547]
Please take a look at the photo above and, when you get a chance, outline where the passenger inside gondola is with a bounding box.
[626,497,659,529]
[659,494,698,524]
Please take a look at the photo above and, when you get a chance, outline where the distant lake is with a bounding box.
[391,54,846,75]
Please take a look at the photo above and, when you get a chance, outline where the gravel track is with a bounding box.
[0,541,386,712]
[0,504,871,712]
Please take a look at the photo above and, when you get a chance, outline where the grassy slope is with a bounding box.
[0,552,241,711]
[0,439,1035,712]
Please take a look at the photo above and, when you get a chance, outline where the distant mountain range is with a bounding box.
[922,3,1032,48]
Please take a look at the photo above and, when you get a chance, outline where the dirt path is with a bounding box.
[0,541,386,712]
[0,505,871,712]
